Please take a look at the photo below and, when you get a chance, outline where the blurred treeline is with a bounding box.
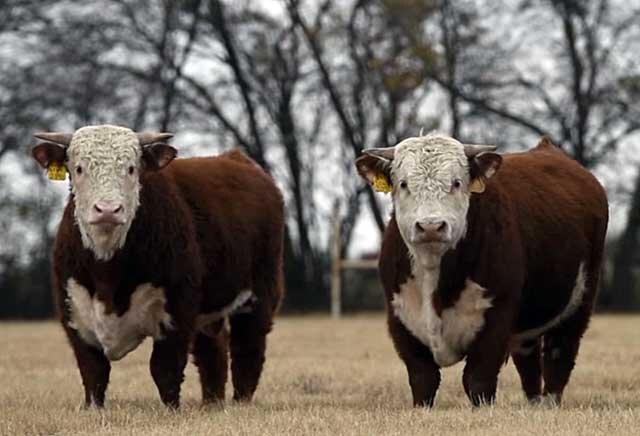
[1,0,639,318]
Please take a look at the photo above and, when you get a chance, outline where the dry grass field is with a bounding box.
[1,314,639,436]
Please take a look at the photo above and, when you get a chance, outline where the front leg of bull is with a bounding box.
[405,348,441,408]
[64,325,111,408]
[149,290,195,408]
[462,306,512,407]
[150,327,190,408]
[149,281,199,408]
[388,314,441,407]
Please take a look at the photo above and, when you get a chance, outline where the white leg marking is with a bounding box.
[67,278,100,348]
[439,280,493,366]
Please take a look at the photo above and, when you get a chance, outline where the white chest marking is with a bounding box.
[391,269,492,367]
[513,262,587,344]
[66,278,173,361]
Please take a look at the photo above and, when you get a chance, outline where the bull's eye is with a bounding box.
[399,180,408,190]
[128,166,135,175]
[75,166,83,175]
[452,179,462,190]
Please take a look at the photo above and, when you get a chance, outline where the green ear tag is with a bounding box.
[373,174,393,193]
[48,162,67,181]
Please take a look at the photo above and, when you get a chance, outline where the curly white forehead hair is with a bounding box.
[391,134,469,182]
[67,125,141,165]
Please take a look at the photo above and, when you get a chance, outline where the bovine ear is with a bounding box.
[356,154,385,184]
[355,155,394,195]
[469,151,502,181]
[355,147,395,183]
[142,143,177,171]
[32,142,67,169]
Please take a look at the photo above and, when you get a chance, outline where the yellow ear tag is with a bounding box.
[373,174,393,193]
[47,162,67,181]
[469,178,486,193]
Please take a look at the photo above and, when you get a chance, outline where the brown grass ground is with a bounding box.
[1,314,639,436]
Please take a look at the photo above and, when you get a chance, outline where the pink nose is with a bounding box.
[91,201,124,224]
[414,220,448,242]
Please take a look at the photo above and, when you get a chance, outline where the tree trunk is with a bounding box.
[608,167,640,310]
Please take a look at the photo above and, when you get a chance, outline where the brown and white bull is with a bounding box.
[356,134,608,407]
[32,125,284,408]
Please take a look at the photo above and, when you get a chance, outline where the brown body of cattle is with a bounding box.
[371,138,608,406]
[51,149,284,407]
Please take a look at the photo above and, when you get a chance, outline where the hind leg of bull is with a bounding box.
[65,326,111,408]
[541,305,591,405]
[150,330,189,408]
[511,339,542,402]
[192,330,229,404]
[229,308,271,402]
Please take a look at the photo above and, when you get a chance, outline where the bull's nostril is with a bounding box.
[415,220,448,239]
[93,202,123,216]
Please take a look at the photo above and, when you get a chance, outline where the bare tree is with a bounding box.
[287,0,387,235]
[287,0,439,256]
[3,0,640,316]
[417,0,640,164]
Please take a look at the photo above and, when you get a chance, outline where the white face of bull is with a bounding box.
[68,126,143,259]
[32,125,177,261]
[356,134,502,268]
[391,137,471,255]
